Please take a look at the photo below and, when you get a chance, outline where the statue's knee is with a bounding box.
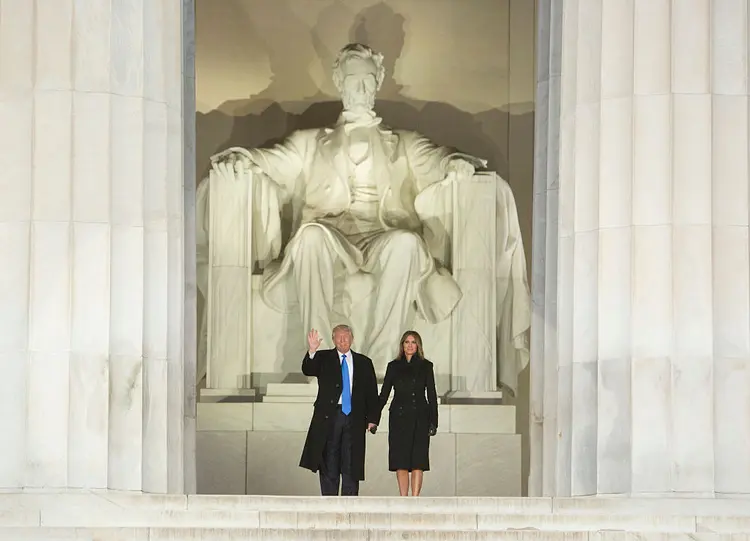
[295,226,327,247]
[388,230,422,254]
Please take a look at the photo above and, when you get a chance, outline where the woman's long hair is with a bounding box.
[397,330,425,360]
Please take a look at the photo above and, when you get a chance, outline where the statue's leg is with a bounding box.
[364,230,426,367]
[285,225,338,344]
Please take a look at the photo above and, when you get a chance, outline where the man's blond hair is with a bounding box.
[331,324,353,339]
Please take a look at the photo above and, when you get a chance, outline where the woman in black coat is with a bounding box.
[378,330,438,496]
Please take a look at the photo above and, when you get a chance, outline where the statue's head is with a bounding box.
[332,43,385,113]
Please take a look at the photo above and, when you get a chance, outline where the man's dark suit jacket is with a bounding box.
[298,348,381,480]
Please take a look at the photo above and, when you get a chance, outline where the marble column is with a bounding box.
[0,0,190,492]
[532,0,750,496]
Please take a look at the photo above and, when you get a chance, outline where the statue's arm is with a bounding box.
[211,131,307,196]
[402,132,487,191]
[247,132,306,191]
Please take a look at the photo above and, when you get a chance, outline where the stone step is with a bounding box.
[0,511,721,531]
[186,494,750,516]
[2,494,750,539]
[3,493,750,516]
[1,529,750,541]
[1,508,750,532]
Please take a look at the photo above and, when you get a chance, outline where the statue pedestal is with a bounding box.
[445,390,504,405]
[263,382,317,403]
[199,388,257,403]
[196,400,519,496]
[262,382,445,405]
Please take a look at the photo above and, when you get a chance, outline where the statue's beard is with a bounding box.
[342,91,375,113]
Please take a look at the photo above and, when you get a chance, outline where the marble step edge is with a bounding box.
[2,510,750,533]
[189,495,750,515]
[3,494,750,516]
[4,528,748,541]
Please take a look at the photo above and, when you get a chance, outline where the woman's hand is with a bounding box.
[429,425,437,437]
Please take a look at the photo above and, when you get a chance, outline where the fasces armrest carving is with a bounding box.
[195,159,285,388]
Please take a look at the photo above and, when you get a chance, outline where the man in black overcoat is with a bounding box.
[299,324,380,496]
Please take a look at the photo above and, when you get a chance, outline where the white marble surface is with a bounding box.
[1,492,750,540]
[197,404,254,431]
[450,176,497,391]
[195,402,521,497]
[0,0,188,491]
[196,403,515,434]
[197,430,521,497]
[531,0,750,497]
[3,530,750,541]
[4,491,750,514]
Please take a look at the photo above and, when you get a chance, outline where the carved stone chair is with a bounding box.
[200,171,526,399]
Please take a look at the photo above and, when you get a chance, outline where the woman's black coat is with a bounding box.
[379,356,438,471]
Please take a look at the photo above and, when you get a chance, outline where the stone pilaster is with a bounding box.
[0,0,189,492]
[532,0,750,496]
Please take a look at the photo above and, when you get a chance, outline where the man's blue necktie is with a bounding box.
[341,354,351,415]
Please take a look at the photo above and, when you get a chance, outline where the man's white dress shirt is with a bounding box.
[309,349,353,405]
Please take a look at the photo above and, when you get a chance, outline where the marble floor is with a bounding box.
[1,491,750,540]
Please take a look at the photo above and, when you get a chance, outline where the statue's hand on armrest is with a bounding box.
[445,156,489,182]
[211,148,263,176]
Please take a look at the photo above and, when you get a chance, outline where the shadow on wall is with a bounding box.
[195,1,534,196]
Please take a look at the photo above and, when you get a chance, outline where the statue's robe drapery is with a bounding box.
[415,172,531,395]
[196,123,531,394]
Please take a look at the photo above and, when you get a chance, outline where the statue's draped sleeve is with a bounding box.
[401,132,487,192]
[243,132,306,201]
[494,179,531,395]
[409,133,531,395]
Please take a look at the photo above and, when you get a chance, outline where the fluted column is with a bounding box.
[0,0,189,492]
[532,0,750,496]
